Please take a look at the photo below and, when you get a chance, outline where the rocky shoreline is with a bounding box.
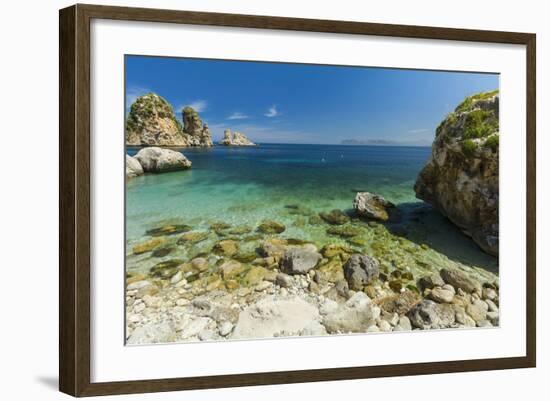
[125,204,499,344]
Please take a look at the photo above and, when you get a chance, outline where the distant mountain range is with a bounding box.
[341,139,397,145]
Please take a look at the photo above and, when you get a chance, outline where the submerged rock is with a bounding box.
[149,259,184,279]
[135,147,192,173]
[326,225,364,238]
[151,247,174,258]
[126,155,144,178]
[414,90,499,255]
[319,209,350,225]
[146,224,192,237]
[212,240,239,257]
[280,248,322,275]
[132,237,166,254]
[353,192,395,221]
[320,244,354,260]
[177,231,209,244]
[343,254,379,290]
[219,129,256,146]
[257,220,286,234]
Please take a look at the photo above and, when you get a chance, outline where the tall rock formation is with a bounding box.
[414,90,499,256]
[182,106,214,146]
[125,93,213,147]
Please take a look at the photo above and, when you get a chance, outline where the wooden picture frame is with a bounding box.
[59,3,536,397]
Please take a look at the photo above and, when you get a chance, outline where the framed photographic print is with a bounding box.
[59,4,536,397]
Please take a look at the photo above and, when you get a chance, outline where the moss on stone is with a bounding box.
[455,89,499,113]
[485,135,499,151]
[461,139,477,157]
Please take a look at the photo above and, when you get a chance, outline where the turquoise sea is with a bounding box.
[126,144,497,274]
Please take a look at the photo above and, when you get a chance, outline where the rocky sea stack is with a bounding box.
[219,129,256,146]
[414,90,499,255]
[126,93,213,147]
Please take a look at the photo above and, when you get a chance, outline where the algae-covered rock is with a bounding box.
[317,259,345,283]
[308,215,324,225]
[319,209,350,225]
[320,244,354,259]
[212,240,239,257]
[326,225,364,238]
[220,260,246,280]
[228,225,252,236]
[233,251,258,263]
[146,224,192,237]
[177,231,209,244]
[284,204,314,216]
[241,266,271,287]
[258,238,287,261]
[353,192,395,221]
[414,90,499,255]
[132,237,166,254]
[151,247,174,258]
[149,259,184,279]
[257,220,286,234]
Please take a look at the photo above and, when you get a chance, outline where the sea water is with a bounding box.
[126,144,497,273]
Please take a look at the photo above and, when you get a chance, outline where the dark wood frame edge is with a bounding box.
[59,3,536,397]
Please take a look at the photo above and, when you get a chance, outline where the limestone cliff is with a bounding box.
[414,90,499,256]
[126,93,212,147]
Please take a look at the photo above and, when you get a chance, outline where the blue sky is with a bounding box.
[125,55,499,145]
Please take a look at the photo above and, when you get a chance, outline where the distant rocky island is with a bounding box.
[219,129,256,146]
[125,93,255,148]
[341,139,396,145]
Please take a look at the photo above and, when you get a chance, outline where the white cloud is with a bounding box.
[264,105,279,118]
[187,100,207,112]
[173,100,208,115]
[227,112,249,120]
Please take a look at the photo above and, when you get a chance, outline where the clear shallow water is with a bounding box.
[126,144,428,236]
[126,144,497,273]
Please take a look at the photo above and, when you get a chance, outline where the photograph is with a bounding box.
[124,56,500,344]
